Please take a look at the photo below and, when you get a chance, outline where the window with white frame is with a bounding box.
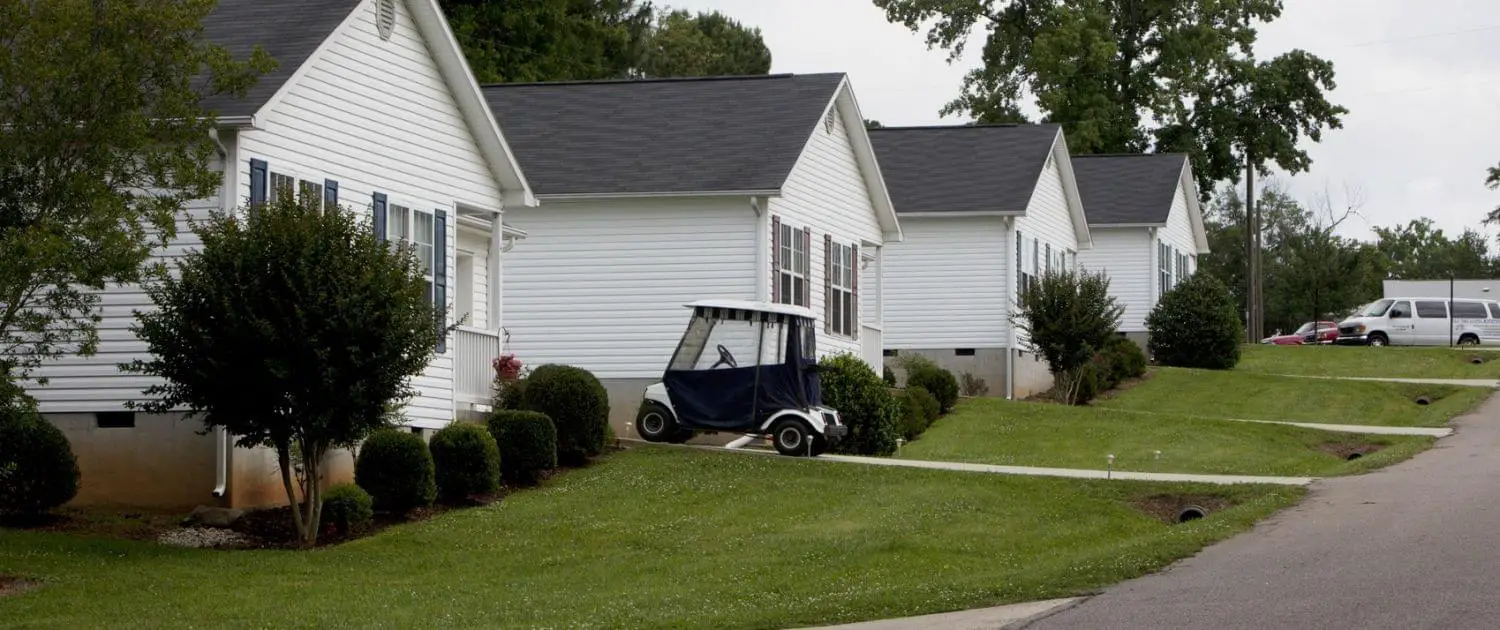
[828,241,856,337]
[1015,230,1024,294]
[389,204,436,300]
[268,169,331,211]
[1158,241,1172,297]
[778,222,810,307]
[269,172,295,203]
[1044,243,1052,275]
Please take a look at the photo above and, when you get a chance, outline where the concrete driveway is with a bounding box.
[1023,392,1500,630]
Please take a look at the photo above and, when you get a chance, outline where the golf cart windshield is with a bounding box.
[662,305,820,431]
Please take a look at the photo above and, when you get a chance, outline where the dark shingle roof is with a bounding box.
[480,73,847,196]
[1071,154,1187,225]
[200,0,364,118]
[867,124,1060,215]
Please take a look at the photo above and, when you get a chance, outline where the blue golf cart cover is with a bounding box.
[662,312,823,432]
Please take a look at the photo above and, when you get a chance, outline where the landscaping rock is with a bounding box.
[181,505,245,529]
[158,527,251,549]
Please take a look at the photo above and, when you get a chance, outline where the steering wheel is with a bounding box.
[710,344,738,369]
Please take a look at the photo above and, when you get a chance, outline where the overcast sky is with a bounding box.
[675,0,1500,242]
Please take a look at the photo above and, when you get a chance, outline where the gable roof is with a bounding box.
[198,0,534,207]
[479,73,840,197]
[1071,154,1189,225]
[868,124,1061,215]
[200,0,363,119]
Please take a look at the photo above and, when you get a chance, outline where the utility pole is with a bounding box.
[1245,156,1260,342]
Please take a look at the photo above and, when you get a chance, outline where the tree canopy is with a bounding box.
[1485,162,1500,225]
[637,9,771,77]
[0,0,270,393]
[871,0,1346,197]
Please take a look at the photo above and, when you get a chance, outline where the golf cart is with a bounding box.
[635,299,848,456]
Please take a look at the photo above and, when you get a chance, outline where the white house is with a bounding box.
[482,73,902,432]
[1073,154,1210,344]
[23,0,535,509]
[870,124,1091,399]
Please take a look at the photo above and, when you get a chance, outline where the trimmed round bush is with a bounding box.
[495,376,528,411]
[320,483,373,536]
[819,354,900,456]
[354,429,435,514]
[0,408,79,516]
[429,423,501,503]
[899,386,941,441]
[1147,274,1244,370]
[905,360,959,413]
[488,410,558,486]
[1102,336,1148,383]
[516,364,608,466]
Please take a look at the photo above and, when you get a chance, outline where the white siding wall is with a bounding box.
[230,0,502,426]
[503,198,758,379]
[1160,182,1198,276]
[456,228,490,329]
[768,107,885,363]
[1078,228,1153,332]
[883,216,1009,348]
[1012,155,1082,345]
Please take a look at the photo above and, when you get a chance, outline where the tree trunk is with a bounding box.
[297,439,325,547]
[275,443,307,545]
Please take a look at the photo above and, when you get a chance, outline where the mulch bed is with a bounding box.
[0,575,39,599]
[1132,493,1234,524]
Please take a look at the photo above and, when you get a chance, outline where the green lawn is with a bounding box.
[899,398,1432,477]
[0,447,1302,630]
[1097,367,1489,427]
[1237,344,1500,380]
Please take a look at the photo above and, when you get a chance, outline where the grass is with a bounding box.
[1096,367,1490,427]
[1238,344,1500,380]
[898,398,1433,477]
[0,447,1304,630]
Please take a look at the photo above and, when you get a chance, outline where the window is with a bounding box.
[1453,301,1488,319]
[1044,243,1052,275]
[389,204,436,299]
[1415,300,1448,318]
[95,412,135,429]
[268,170,332,211]
[299,180,324,210]
[1388,301,1411,319]
[1031,237,1039,281]
[1489,303,1500,319]
[269,172,295,203]
[1015,230,1024,293]
[777,222,810,307]
[1158,241,1172,297]
[827,241,857,337]
[955,348,976,356]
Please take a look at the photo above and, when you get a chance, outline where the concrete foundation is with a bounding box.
[884,347,1055,399]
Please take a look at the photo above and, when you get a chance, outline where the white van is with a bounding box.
[1335,297,1500,346]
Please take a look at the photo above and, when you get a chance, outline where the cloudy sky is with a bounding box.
[675,0,1500,241]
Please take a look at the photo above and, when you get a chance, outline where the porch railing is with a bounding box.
[454,326,501,406]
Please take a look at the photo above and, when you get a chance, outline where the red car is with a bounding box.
[1262,321,1340,345]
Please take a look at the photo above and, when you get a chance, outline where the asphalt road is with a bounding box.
[1024,391,1500,630]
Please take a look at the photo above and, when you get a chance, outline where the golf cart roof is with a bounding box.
[684,299,815,321]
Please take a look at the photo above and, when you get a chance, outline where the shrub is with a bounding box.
[488,410,558,486]
[959,372,987,397]
[495,374,528,411]
[899,386,942,441]
[882,365,897,387]
[819,354,900,455]
[1147,274,1243,370]
[1013,269,1123,405]
[1072,360,1102,405]
[902,355,959,413]
[320,483,373,536]
[1102,336,1148,383]
[354,429,436,514]
[514,364,608,466]
[0,408,79,516]
[428,423,501,503]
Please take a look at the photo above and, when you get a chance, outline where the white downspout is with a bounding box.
[209,127,231,499]
[1005,216,1016,400]
[753,197,769,301]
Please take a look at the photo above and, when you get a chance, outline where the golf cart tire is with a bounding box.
[811,436,830,456]
[771,418,814,457]
[636,402,681,443]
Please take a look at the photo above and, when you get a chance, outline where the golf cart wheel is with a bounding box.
[1367,332,1388,347]
[636,402,677,443]
[771,419,814,457]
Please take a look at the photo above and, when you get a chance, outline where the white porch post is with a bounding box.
[488,210,504,333]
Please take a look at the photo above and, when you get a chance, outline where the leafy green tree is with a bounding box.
[1485,162,1500,225]
[0,0,270,393]
[1012,269,1122,404]
[125,195,444,547]
[637,9,771,77]
[1373,218,1496,281]
[443,0,655,83]
[871,0,1345,199]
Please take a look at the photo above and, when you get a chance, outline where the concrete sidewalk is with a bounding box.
[823,454,1315,486]
[797,598,1084,630]
[1104,407,1454,437]
[1277,374,1500,388]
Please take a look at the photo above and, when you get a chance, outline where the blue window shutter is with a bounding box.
[372,192,387,241]
[434,209,448,353]
[324,179,339,210]
[248,159,268,211]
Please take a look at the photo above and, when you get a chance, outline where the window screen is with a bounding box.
[1452,301,1488,318]
[1415,301,1448,318]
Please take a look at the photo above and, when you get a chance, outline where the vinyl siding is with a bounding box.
[1012,154,1081,345]
[230,0,504,425]
[456,228,490,329]
[1160,181,1198,274]
[768,104,885,364]
[1078,228,1154,332]
[883,216,1009,348]
[502,198,758,380]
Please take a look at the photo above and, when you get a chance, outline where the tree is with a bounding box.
[124,195,444,547]
[0,0,270,393]
[637,9,771,78]
[443,0,656,83]
[1485,162,1500,225]
[1012,269,1122,404]
[865,119,885,129]
[1373,219,1496,281]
